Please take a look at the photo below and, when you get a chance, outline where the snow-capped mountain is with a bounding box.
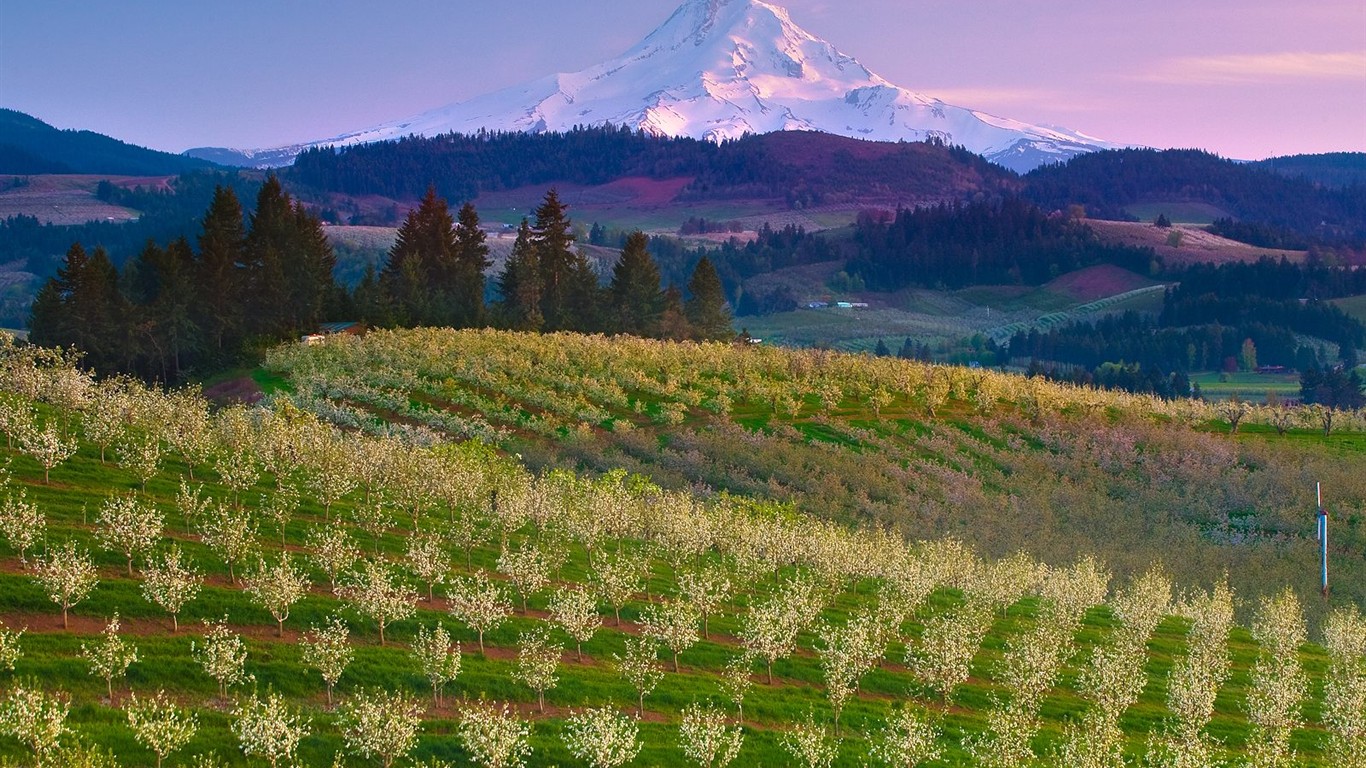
[190,0,1117,172]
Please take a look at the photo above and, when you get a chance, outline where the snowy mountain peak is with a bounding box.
[191,0,1117,172]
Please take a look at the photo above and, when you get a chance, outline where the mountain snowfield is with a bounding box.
[191,0,1119,171]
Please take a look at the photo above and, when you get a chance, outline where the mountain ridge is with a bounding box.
[188,0,1118,171]
[0,108,218,176]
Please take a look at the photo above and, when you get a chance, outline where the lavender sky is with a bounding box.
[3,0,1363,160]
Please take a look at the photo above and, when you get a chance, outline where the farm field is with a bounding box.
[743,265,1167,351]
[0,175,166,225]
[1190,372,1304,403]
[1083,220,1304,266]
[1,333,1364,767]
[1333,294,1366,324]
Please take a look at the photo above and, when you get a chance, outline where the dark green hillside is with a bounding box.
[1253,152,1366,189]
[287,127,1012,207]
[0,109,219,176]
[1023,148,1366,245]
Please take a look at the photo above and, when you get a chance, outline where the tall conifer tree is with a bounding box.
[685,256,732,341]
[498,220,543,332]
[451,202,491,327]
[531,189,578,331]
[608,231,664,336]
[196,185,246,355]
[383,187,458,326]
[242,176,293,337]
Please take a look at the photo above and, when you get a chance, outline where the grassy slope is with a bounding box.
[0,395,1347,767]
[1,332,1361,765]
[266,330,1366,618]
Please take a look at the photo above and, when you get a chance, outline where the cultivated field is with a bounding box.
[744,265,1167,351]
[1,334,1363,767]
[0,175,165,225]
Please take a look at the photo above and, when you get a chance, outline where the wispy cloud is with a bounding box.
[1142,51,1366,84]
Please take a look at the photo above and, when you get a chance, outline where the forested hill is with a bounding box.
[1023,148,1366,244]
[1252,152,1366,189]
[287,126,1013,207]
[0,109,219,176]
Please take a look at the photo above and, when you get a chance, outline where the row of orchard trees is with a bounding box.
[2,332,1365,767]
[361,187,733,342]
[267,327,1366,440]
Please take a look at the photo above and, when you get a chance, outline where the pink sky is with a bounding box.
[2,0,1363,159]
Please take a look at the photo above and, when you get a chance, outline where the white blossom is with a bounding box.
[127,690,198,768]
[232,690,309,768]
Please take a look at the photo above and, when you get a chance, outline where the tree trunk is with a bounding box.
[576,642,583,663]
[379,621,386,646]
[172,613,179,633]
[673,651,680,673]
[277,617,284,637]
[766,659,773,685]
[62,606,68,630]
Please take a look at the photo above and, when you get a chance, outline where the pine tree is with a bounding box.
[532,189,578,331]
[353,262,393,328]
[286,201,336,332]
[451,202,492,328]
[128,237,200,382]
[241,176,294,337]
[196,186,246,355]
[685,256,732,341]
[31,243,127,373]
[608,231,664,336]
[383,187,457,326]
[498,220,543,332]
[658,285,693,341]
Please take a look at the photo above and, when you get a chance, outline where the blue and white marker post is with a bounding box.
[1316,482,1328,597]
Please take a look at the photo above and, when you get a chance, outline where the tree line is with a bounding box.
[1024,148,1366,246]
[28,177,339,382]
[353,188,733,342]
[27,183,736,384]
[846,196,1156,291]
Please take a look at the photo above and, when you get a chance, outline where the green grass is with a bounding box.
[1191,371,1302,402]
[1123,202,1231,225]
[1332,294,1366,324]
[7,335,1361,766]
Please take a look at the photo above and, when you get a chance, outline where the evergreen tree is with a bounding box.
[898,337,916,359]
[241,176,294,337]
[127,237,200,382]
[352,262,393,328]
[498,220,543,332]
[383,187,458,326]
[33,244,126,373]
[196,186,246,355]
[875,339,890,357]
[685,256,732,341]
[287,201,336,332]
[608,231,664,336]
[658,285,692,341]
[451,202,492,328]
[531,189,578,331]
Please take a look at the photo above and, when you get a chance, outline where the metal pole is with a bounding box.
[1317,482,1328,597]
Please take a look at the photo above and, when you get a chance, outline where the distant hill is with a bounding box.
[1252,152,1366,189]
[1023,148,1366,244]
[287,126,1016,209]
[0,109,220,176]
